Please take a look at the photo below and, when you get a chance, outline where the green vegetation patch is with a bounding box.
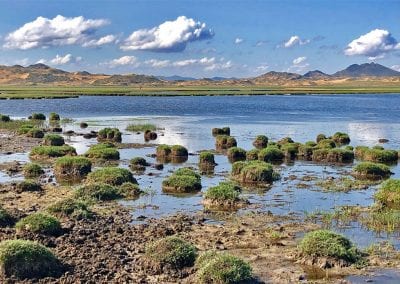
[352,162,391,180]
[227,147,246,163]
[130,157,149,171]
[0,114,11,122]
[16,180,42,192]
[0,206,13,227]
[195,251,252,284]
[212,127,230,136]
[84,143,120,161]
[54,156,92,179]
[44,134,64,146]
[231,160,275,185]
[162,168,201,193]
[97,127,122,143]
[215,135,237,149]
[49,112,60,121]
[29,113,46,120]
[23,163,44,178]
[355,146,398,163]
[312,148,354,163]
[145,236,197,268]
[30,145,77,159]
[0,240,61,279]
[126,123,156,132]
[75,183,122,201]
[258,146,284,162]
[47,198,93,219]
[332,132,351,144]
[16,212,61,235]
[252,135,268,149]
[86,167,136,186]
[26,128,44,138]
[199,151,216,165]
[246,149,260,161]
[316,139,336,149]
[375,179,400,209]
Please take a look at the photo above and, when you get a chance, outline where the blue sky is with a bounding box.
[0,0,399,77]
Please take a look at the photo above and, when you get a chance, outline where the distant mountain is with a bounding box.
[334,63,400,77]
[302,70,331,79]
[252,71,301,84]
[157,75,196,81]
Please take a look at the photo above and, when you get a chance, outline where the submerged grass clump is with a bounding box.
[84,143,120,161]
[54,156,92,180]
[30,145,77,159]
[195,251,252,284]
[145,236,197,268]
[16,212,61,235]
[162,168,201,193]
[352,162,391,180]
[130,157,149,171]
[126,123,156,132]
[86,167,137,186]
[49,112,60,121]
[355,146,398,163]
[0,240,61,279]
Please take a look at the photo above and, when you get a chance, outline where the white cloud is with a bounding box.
[141,56,232,71]
[37,54,82,65]
[391,65,400,72]
[283,35,310,48]
[4,15,112,49]
[145,59,171,68]
[82,35,117,47]
[235,38,243,44]
[292,56,306,65]
[344,29,400,60]
[172,59,198,67]
[256,65,269,72]
[14,58,30,66]
[105,56,139,67]
[121,16,214,52]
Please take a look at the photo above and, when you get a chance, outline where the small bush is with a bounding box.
[44,134,64,146]
[126,123,156,132]
[23,163,44,178]
[353,162,391,180]
[86,167,137,186]
[375,179,400,209]
[258,146,284,162]
[212,127,230,136]
[84,143,120,161]
[253,135,268,149]
[246,149,259,161]
[75,183,122,201]
[26,128,44,138]
[146,236,197,268]
[227,147,246,163]
[16,180,42,192]
[195,252,252,284]
[332,132,350,144]
[97,128,122,143]
[49,112,60,121]
[0,114,11,122]
[162,168,201,193]
[30,113,46,120]
[30,145,77,159]
[0,206,13,227]
[47,198,93,219]
[215,135,237,149]
[0,240,61,278]
[54,156,92,179]
[231,160,275,185]
[16,212,61,235]
[299,230,361,264]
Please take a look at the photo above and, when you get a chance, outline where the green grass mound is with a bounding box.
[44,134,64,146]
[355,146,398,163]
[278,137,294,145]
[231,160,275,185]
[54,156,92,180]
[281,143,300,159]
[16,212,61,235]
[332,132,350,144]
[126,123,156,132]
[199,151,216,165]
[227,147,246,163]
[146,236,197,268]
[86,167,136,186]
[0,114,11,122]
[252,135,268,149]
[30,145,77,159]
[97,128,122,143]
[49,112,60,121]
[17,124,34,135]
[156,144,171,157]
[47,198,93,219]
[84,143,120,161]
[299,230,361,266]
[258,146,284,162]
[26,128,44,138]
[171,145,188,157]
[75,183,122,201]
[312,148,354,163]
[204,182,246,210]
[16,180,42,192]
[162,168,201,193]
[23,163,44,178]
[29,113,46,120]
[130,157,149,171]
[0,206,13,227]
[297,144,314,160]
[246,149,259,161]
[0,240,61,279]
[212,127,230,136]
[119,182,142,199]
[375,179,400,209]
[316,134,327,143]
[215,135,237,150]
[195,251,252,284]
[316,139,336,149]
[353,162,391,180]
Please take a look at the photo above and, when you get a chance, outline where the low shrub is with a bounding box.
[231,160,275,185]
[258,146,284,162]
[252,135,268,149]
[356,147,398,163]
[162,168,201,193]
[278,137,294,145]
[215,135,237,149]
[195,252,252,284]
[145,236,197,268]
[332,132,350,144]
[353,162,391,180]
[0,240,61,278]
[316,139,336,149]
[97,128,122,143]
[30,145,77,159]
[75,183,122,201]
[0,114,11,122]
[44,134,64,146]
[54,156,92,180]
[86,167,137,186]
[204,182,246,210]
[281,143,299,159]
[212,127,230,136]
[84,143,120,161]
[119,182,142,199]
[299,230,361,264]
[246,149,259,161]
[49,112,60,121]
[375,179,400,209]
[16,212,61,235]
[171,145,188,157]
[29,113,46,120]
[0,206,13,227]
[23,163,44,178]
[227,147,246,163]
[316,134,327,143]
[47,198,93,219]
[312,148,354,163]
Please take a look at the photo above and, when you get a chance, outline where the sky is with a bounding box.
[0,0,399,78]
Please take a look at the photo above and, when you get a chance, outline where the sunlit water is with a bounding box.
[1,94,400,249]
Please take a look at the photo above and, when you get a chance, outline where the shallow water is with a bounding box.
[1,94,400,250]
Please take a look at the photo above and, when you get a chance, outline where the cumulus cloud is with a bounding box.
[37,54,82,65]
[141,56,232,71]
[344,29,400,60]
[106,56,139,67]
[292,56,307,65]
[235,38,243,44]
[121,16,214,52]
[283,35,310,48]
[288,56,309,72]
[82,35,117,47]
[145,59,171,68]
[4,15,113,49]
